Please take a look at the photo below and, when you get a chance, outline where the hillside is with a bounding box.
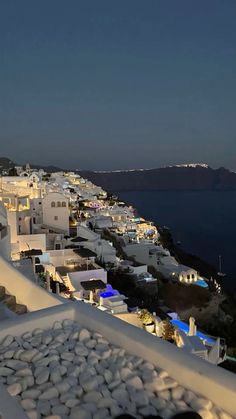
[0,157,16,173]
[78,165,236,191]
[0,157,62,175]
[2,157,236,191]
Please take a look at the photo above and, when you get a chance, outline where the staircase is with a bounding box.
[0,285,27,316]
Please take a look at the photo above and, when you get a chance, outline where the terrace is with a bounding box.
[0,302,235,419]
[57,263,99,276]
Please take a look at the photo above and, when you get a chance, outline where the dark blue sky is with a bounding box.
[1,1,236,170]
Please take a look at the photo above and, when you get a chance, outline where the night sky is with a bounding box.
[1,1,236,170]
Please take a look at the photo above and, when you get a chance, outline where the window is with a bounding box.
[54,216,58,221]
[33,217,36,224]
[51,202,56,207]
[57,202,61,207]
[187,274,190,280]
[62,201,66,207]
[192,274,195,279]
[39,202,41,205]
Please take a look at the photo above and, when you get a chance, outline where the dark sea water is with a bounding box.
[117,190,236,292]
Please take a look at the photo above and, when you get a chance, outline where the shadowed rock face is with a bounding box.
[78,166,236,192]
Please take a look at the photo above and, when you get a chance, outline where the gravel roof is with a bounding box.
[0,319,232,419]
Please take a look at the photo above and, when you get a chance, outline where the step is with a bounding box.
[14,303,27,315]
[0,285,27,315]
[1,294,27,315]
[2,294,16,310]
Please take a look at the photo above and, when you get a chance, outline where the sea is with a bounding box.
[117,190,236,292]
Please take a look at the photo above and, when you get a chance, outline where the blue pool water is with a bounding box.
[99,291,115,298]
[171,319,215,344]
[195,279,208,288]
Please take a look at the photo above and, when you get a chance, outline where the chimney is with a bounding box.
[189,316,196,336]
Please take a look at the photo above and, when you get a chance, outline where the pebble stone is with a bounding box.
[0,320,233,419]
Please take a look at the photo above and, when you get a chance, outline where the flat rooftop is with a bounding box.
[73,248,97,258]
[56,263,99,275]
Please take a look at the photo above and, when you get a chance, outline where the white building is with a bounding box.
[0,202,11,260]
[73,225,117,264]
[99,295,128,314]
[123,242,161,269]
[175,317,227,365]
[157,256,198,283]
[88,215,113,230]
[42,192,69,234]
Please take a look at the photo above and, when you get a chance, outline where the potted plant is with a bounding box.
[138,309,155,333]
[161,320,175,342]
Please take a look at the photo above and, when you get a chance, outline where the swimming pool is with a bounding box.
[195,279,209,288]
[171,319,215,344]
[99,291,115,298]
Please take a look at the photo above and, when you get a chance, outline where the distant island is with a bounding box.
[2,157,236,191]
[78,164,236,192]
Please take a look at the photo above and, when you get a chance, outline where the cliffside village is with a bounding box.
[0,166,225,366]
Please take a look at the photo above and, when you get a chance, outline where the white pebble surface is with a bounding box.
[0,319,233,419]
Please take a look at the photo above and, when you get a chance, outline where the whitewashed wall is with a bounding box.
[0,256,63,311]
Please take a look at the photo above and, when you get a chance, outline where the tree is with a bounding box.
[138,309,154,326]
[8,167,18,176]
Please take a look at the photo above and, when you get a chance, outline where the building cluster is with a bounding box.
[0,166,223,355]
[0,165,206,290]
[0,165,234,419]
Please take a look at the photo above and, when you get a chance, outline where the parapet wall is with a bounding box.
[0,256,63,311]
